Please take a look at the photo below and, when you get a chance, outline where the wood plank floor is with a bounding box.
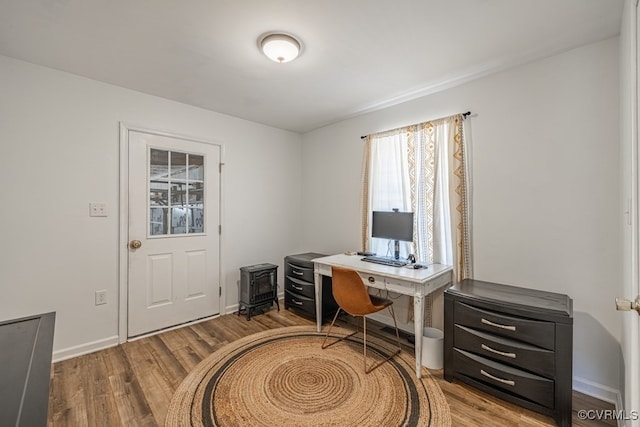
[48,306,616,426]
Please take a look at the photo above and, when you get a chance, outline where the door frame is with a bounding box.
[118,122,225,343]
[626,35,639,420]
[622,0,640,422]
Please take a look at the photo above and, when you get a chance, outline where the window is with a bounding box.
[362,114,472,280]
[149,148,205,236]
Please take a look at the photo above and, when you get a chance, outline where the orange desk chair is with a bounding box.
[321,265,403,373]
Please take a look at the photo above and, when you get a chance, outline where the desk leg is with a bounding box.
[414,295,423,379]
[314,269,322,333]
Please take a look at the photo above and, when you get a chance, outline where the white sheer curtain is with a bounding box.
[362,114,472,281]
[364,128,414,258]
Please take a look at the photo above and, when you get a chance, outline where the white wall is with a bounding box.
[302,38,622,397]
[0,55,303,359]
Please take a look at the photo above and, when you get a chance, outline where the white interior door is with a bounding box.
[621,2,640,424]
[632,4,640,422]
[127,130,221,337]
[631,4,640,424]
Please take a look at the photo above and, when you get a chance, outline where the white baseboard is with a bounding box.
[53,303,257,362]
[573,375,623,405]
[52,335,119,363]
[573,377,626,427]
[226,292,284,316]
[616,392,626,427]
[226,303,239,315]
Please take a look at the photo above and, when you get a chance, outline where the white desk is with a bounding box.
[313,253,453,379]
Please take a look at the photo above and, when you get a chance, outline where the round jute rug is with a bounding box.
[165,325,451,427]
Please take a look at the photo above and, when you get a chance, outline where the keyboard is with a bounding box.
[361,256,408,267]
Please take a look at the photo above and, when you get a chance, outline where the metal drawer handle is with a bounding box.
[481,344,516,359]
[291,299,303,306]
[292,284,303,291]
[480,369,515,386]
[292,270,304,276]
[481,318,516,331]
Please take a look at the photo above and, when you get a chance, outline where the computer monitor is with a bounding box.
[371,210,414,259]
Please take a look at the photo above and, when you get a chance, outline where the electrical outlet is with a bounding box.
[89,202,108,217]
[95,290,107,305]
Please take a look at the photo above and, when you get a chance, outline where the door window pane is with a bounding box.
[148,149,205,236]
[190,208,204,233]
[189,155,204,180]
[171,182,187,206]
[171,207,187,234]
[188,182,203,205]
[150,149,169,179]
[150,181,168,206]
[150,207,168,235]
[170,152,187,179]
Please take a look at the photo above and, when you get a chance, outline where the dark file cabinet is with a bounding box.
[444,279,573,427]
[284,252,337,323]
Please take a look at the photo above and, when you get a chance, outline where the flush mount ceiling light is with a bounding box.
[259,33,301,63]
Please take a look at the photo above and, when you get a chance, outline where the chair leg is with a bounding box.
[364,306,403,374]
[322,306,403,375]
[321,308,357,350]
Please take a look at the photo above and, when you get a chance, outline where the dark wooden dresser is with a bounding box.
[0,312,56,427]
[284,252,337,322]
[444,279,573,427]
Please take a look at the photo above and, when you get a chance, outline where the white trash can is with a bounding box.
[421,327,444,370]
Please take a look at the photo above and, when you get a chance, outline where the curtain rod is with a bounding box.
[360,111,471,140]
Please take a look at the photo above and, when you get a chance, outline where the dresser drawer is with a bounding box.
[454,348,554,409]
[285,289,315,317]
[454,325,555,378]
[285,262,314,283]
[455,302,555,350]
[285,277,315,299]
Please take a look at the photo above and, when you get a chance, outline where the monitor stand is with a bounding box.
[394,239,400,259]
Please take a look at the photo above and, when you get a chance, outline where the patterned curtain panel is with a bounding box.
[361,114,472,282]
[450,116,473,281]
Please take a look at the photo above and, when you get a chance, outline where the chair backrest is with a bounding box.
[331,266,383,316]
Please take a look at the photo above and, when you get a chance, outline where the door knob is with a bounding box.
[615,296,640,314]
[129,240,142,249]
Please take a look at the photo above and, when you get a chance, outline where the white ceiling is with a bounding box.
[0,0,625,133]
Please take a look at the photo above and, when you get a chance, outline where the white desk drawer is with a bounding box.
[386,279,415,294]
[358,273,415,294]
[358,272,386,291]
